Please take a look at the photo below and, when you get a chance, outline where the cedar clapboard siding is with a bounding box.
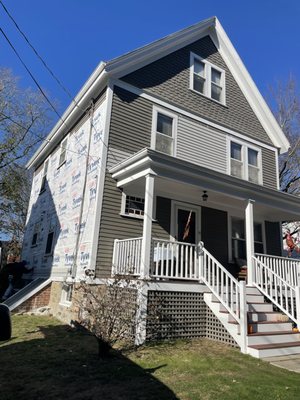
[177,116,227,174]
[122,36,272,146]
[261,147,278,190]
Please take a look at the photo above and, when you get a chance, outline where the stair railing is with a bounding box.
[199,244,247,352]
[253,255,300,329]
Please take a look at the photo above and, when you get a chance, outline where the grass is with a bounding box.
[0,315,299,400]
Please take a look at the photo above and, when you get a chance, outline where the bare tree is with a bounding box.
[76,278,138,357]
[0,68,51,169]
[269,77,300,246]
[270,77,300,195]
[0,68,52,246]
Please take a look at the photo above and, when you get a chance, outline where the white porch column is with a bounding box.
[140,174,155,279]
[245,199,255,286]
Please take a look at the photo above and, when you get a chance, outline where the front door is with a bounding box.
[174,202,200,244]
[169,202,200,279]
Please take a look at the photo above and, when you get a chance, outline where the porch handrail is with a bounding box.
[151,238,199,280]
[112,237,143,276]
[255,253,300,286]
[253,255,300,328]
[200,247,242,324]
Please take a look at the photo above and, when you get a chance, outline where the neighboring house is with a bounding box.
[15,17,300,358]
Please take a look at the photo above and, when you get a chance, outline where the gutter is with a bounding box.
[26,61,107,169]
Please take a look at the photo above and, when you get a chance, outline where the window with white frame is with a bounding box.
[60,284,73,306]
[152,108,177,156]
[231,217,264,260]
[58,137,68,167]
[190,52,225,104]
[123,195,145,218]
[40,160,49,193]
[229,139,262,184]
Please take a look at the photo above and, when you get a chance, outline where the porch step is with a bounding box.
[249,321,293,333]
[247,331,300,346]
[248,341,300,359]
[211,293,264,304]
[248,312,285,322]
[219,302,273,313]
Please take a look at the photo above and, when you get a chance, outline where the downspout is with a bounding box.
[70,99,95,280]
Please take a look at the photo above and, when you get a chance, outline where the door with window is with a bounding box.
[173,203,200,278]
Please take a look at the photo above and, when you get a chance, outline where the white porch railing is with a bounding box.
[112,237,142,276]
[255,253,300,286]
[253,255,300,328]
[150,238,200,280]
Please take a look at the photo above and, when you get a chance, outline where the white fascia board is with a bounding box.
[105,17,216,78]
[213,18,289,154]
[27,62,107,169]
[110,148,300,216]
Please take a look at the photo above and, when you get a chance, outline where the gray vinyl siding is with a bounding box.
[96,183,171,277]
[122,35,272,146]
[177,116,227,174]
[96,172,144,277]
[107,86,152,168]
[262,148,278,190]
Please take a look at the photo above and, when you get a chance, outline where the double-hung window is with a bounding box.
[229,139,262,184]
[151,107,177,156]
[190,52,225,104]
[40,160,49,193]
[58,137,68,167]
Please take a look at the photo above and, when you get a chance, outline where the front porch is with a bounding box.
[110,148,300,356]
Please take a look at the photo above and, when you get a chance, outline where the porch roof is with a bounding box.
[110,148,300,222]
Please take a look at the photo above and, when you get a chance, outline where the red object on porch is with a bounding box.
[286,232,300,256]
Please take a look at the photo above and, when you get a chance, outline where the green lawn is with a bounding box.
[0,315,299,400]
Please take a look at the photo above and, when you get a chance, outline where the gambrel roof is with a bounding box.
[27,17,289,169]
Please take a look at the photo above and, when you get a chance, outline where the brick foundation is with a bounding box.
[14,284,51,313]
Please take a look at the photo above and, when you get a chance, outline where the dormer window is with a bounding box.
[190,52,225,104]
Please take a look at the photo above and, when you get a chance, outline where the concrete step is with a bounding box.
[247,331,300,345]
[249,321,293,333]
[248,341,300,359]
[247,311,285,323]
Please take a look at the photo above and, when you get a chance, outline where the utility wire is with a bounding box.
[0,20,119,165]
[0,26,65,123]
[0,0,84,112]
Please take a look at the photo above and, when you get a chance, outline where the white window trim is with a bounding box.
[59,284,73,307]
[58,136,69,168]
[189,52,226,105]
[120,192,157,221]
[228,213,266,263]
[151,106,178,157]
[227,136,263,185]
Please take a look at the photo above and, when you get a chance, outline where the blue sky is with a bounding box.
[1,0,300,118]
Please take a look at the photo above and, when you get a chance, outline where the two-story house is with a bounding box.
[9,17,300,358]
